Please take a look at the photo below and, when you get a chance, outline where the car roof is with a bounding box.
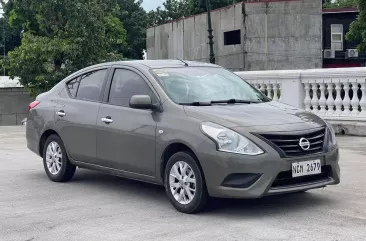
[60,60,220,85]
[98,60,219,69]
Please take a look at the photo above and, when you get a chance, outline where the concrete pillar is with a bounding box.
[280,78,305,109]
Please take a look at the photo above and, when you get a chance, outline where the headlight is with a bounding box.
[325,121,337,147]
[200,122,264,155]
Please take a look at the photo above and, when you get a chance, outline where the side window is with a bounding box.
[67,77,80,98]
[108,69,155,107]
[76,69,107,101]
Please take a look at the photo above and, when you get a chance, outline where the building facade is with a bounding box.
[322,8,365,68]
[146,0,323,71]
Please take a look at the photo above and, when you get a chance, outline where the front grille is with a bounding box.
[258,128,326,157]
[271,165,332,188]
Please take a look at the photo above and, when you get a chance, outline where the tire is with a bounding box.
[164,151,208,214]
[42,134,76,182]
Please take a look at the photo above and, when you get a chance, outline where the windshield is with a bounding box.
[151,67,269,104]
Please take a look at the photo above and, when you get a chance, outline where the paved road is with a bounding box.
[1,126,366,241]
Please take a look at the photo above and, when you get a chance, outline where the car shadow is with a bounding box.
[205,192,333,218]
[69,169,169,202]
[46,169,335,217]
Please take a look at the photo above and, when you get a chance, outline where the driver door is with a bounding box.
[96,68,159,176]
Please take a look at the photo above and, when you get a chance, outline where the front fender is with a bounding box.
[155,119,208,184]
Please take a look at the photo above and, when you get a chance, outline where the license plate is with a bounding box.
[292,160,321,177]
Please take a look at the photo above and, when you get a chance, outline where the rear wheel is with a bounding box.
[43,135,76,182]
[164,151,208,214]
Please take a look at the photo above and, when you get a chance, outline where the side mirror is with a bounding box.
[129,95,153,110]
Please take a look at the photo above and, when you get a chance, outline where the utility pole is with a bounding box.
[0,6,4,76]
[205,0,215,64]
[3,15,5,76]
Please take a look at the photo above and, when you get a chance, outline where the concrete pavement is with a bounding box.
[1,126,366,241]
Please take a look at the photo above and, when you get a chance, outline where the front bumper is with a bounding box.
[196,139,340,199]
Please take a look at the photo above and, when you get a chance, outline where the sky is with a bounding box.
[142,0,165,11]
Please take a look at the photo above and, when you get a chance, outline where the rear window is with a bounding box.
[75,69,107,102]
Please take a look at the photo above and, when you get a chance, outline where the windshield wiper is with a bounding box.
[179,102,212,106]
[211,99,261,104]
[179,99,261,106]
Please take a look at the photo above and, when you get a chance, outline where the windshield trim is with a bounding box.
[149,66,271,105]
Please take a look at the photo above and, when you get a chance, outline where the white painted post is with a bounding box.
[279,83,283,102]
[311,84,319,114]
[273,84,279,101]
[342,82,351,116]
[260,83,265,95]
[280,78,304,108]
[254,83,260,90]
[359,82,366,117]
[350,83,360,116]
[318,83,327,116]
[326,84,335,116]
[334,82,343,116]
[304,83,311,112]
[267,84,273,99]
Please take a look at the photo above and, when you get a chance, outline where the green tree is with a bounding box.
[148,0,189,26]
[148,0,241,26]
[117,0,149,59]
[0,18,22,56]
[187,0,241,15]
[346,0,366,52]
[5,0,126,96]
[323,0,358,8]
[0,17,22,75]
[0,1,23,75]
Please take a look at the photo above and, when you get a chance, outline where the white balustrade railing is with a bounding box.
[302,81,366,118]
[249,81,282,101]
[235,67,366,121]
[301,68,366,119]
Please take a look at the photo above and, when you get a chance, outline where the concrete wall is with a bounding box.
[146,0,322,71]
[0,88,33,126]
[244,0,323,70]
[147,3,245,70]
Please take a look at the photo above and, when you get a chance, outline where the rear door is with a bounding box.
[55,68,109,164]
[96,67,159,176]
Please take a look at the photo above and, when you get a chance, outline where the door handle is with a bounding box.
[56,111,66,117]
[101,117,113,124]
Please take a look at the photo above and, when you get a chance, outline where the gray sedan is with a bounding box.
[26,60,340,213]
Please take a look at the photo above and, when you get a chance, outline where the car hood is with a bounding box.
[183,101,325,128]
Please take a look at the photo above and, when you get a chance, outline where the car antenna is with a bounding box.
[177,58,189,66]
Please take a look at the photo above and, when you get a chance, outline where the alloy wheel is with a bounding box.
[169,161,196,205]
[45,141,62,175]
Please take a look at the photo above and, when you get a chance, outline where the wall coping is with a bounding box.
[147,0,301,29]
[235,67,366,81]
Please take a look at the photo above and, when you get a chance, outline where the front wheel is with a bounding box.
[43,134,76,182]
[164,151,208,214]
